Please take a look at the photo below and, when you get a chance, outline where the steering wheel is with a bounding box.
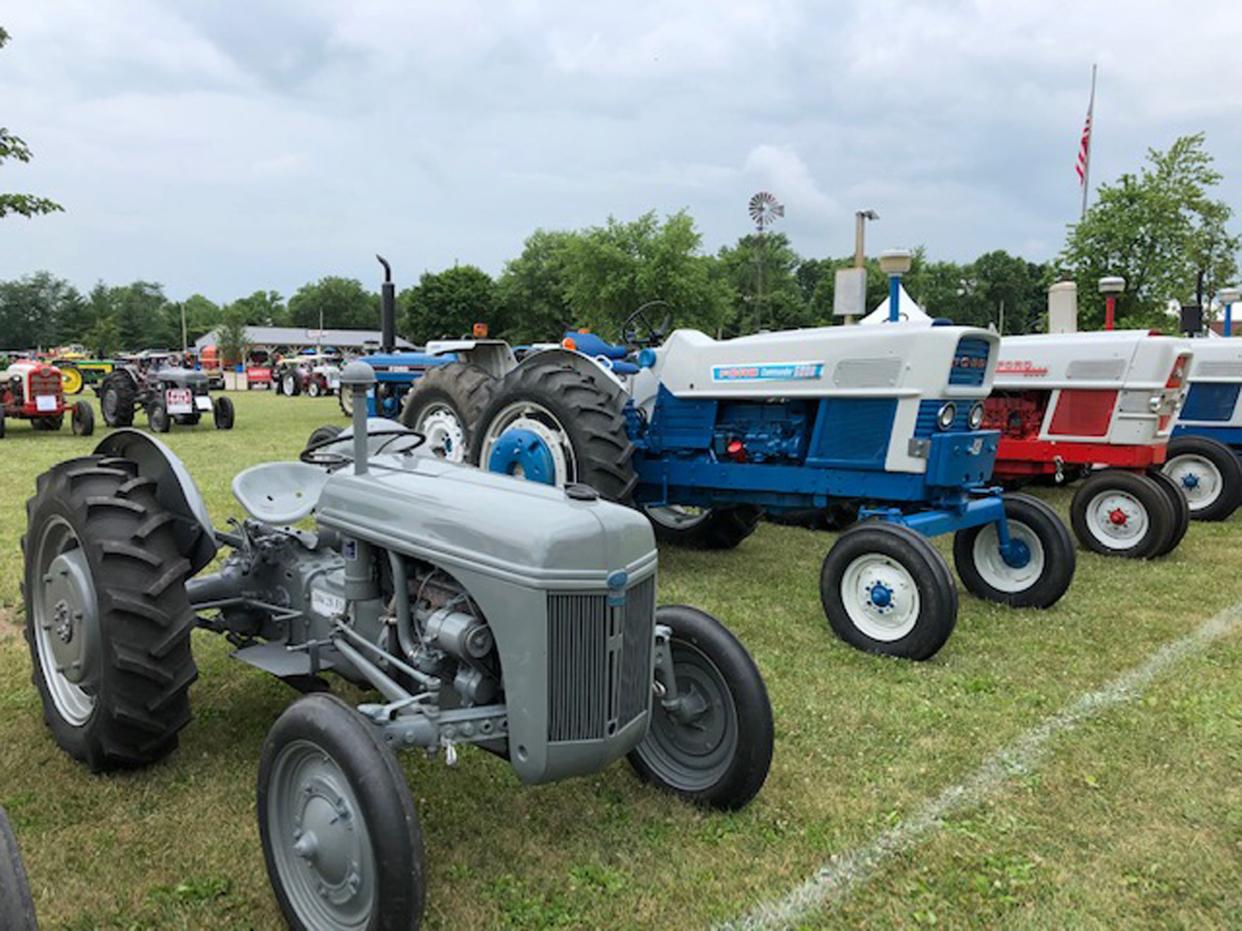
[300,427,427,468]
[621,300,673,347]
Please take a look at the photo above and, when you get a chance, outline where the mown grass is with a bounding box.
[0,390,1239,929]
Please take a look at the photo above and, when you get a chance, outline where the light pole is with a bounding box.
[879,249,913,322]
[1099,276,1124,330]
[1220,286,1241,337]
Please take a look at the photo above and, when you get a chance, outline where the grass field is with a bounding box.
[1,390,1239,929]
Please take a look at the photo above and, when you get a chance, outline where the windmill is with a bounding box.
[747,192,784,331]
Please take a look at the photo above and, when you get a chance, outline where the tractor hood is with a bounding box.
[156,368,209,388]
[314,457,657,588]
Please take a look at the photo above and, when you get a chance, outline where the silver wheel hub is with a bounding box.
[840,553,920,642]
[1086,490,1148,547]
[644,505,711,530]
[1164,454,1222,511]
[971,520,1045,592]
[480,401,577,486]
[34,519,100,723]
[418,405,467,462]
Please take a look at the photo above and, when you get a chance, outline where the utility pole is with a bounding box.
[180,302,188,352]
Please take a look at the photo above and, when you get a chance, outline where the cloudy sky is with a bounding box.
[1,1,1240,303]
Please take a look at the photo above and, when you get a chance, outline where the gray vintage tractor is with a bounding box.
[98,350,234,432]
[23,361,773,930]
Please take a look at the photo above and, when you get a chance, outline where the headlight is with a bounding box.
[937,402,957,430]
[1148,395,1162,413]
[968,402,985,429]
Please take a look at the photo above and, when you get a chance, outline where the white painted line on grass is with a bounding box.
[719,600,1242,931]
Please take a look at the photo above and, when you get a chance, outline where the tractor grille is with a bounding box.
[949,337,991,386]
[30,369,61,400]
[546,575,655,743]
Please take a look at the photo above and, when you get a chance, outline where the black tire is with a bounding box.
[339,386,355,418]
[400,363,496,464]
[99,373,136,427]
[213,396,234,430]
[644,505,762,550]
[33,415,63,431]
[628,605,772,810]
[952,493,1075,608]
[307,379,323,398]
[148,401,170,434]
[0,806,37,931]
[1162,435,1242,522]
[1069,470,1175,559]
[472,363,636,501]
[820,522,958,660]
[306,424,344,452]
[258,693,425,931]
[282,370,301,397]
[173,413,201,426]
[0,409,6,439]
[22,455,198,771]
[273,374,284,396]
[72,400,95,437]
[1146,468,1190,556]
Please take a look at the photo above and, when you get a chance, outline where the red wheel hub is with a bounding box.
[1108,507,1129,526]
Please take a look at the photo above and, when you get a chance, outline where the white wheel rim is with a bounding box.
[479,401,577,486]
[644,505,710,530]
[1163,454,1222,511]
[840,553,920,642]
[1085,490,1149,548]
[283,373,296,394]
[418,404,467,462]
[33,517,97,725]
[970,520,1045,593]
[308,381,321,397]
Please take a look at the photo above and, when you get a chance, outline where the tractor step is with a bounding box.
[231,641,337,679]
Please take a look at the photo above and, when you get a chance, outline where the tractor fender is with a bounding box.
[93,428,218,574]
[514,347,629,401]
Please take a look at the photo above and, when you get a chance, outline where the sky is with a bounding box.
[1,0,1240,304]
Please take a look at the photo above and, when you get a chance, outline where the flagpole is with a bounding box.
[1080,63,1097,220]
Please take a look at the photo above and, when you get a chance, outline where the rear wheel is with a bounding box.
[0,409,5,439]
[22,455,198,770]
[1069,469,1174,559]
[1146,468,1190,556]
[473,363,636,501]
[628,606,772,810]
[71,400,94,436]
[282,371,301,397]
[953,493,1075,607]
[400,363,496,464]
[820,522,958,660]
[338,386,355,418]
[0,806,37,931]
[213,396,235,430]
[644,505,762,550]
[60,364,84,395]
[1162,435,1242,522]
[99,374,136,427]
[258,693,425,931]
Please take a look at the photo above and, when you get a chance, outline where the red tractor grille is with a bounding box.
[30,368,63,401]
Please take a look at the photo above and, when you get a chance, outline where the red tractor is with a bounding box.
[1,358,94,438]
[985,330,1191,559]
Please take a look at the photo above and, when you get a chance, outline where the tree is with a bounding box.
[497,229,578,343]
[715,232,811,336]
[0,28,63,220]
[1060,133,1240,329]
[180,294,222,344]
[0,271,83,348]
[227,290,286,326]
[400,264,498,342]
[287,278,376,330]
[215,304,250,367]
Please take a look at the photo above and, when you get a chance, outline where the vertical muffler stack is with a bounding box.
[1048,281,1078,334]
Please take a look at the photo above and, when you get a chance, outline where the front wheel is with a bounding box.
[71,400,95,437]
[1162,435,1242,522]
[258,694,425,931]
[820,522,958,660]
[952,493,1075,608]
[213,396,234,430]
[644,505,762,550]
[628,606,772,811]
[1070,470,1174,559]
[0,806,37,930]
[148,401,170,433]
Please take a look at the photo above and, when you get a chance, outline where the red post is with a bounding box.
[1104,295,1116,330]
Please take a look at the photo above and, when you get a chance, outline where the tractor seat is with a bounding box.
[232,461,331,525]
[566,331,629,360]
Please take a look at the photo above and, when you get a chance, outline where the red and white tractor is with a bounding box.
[0,358,94,439]
[985,330,1192,558]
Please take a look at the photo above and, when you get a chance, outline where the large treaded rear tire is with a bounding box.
[22,455,198,771]
[99,373,136,427]
[645,505,762,550]
[400,362,496,463]
[0,805,37,931]
[472,362,637,501]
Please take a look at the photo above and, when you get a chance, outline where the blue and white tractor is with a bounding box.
[1167,334,1242,520]
[468,309,1076,661]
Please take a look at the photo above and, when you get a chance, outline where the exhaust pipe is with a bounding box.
[377,254,395,354]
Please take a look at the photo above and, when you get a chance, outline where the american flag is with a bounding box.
[1075,108,1092,184]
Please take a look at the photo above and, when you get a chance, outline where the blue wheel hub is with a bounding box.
[868,582,893,608]
[1180,472,1200,490]
[999,538,1031,569]
[487,428,557,485]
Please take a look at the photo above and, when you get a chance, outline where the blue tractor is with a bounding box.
[468,307,1077,661]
